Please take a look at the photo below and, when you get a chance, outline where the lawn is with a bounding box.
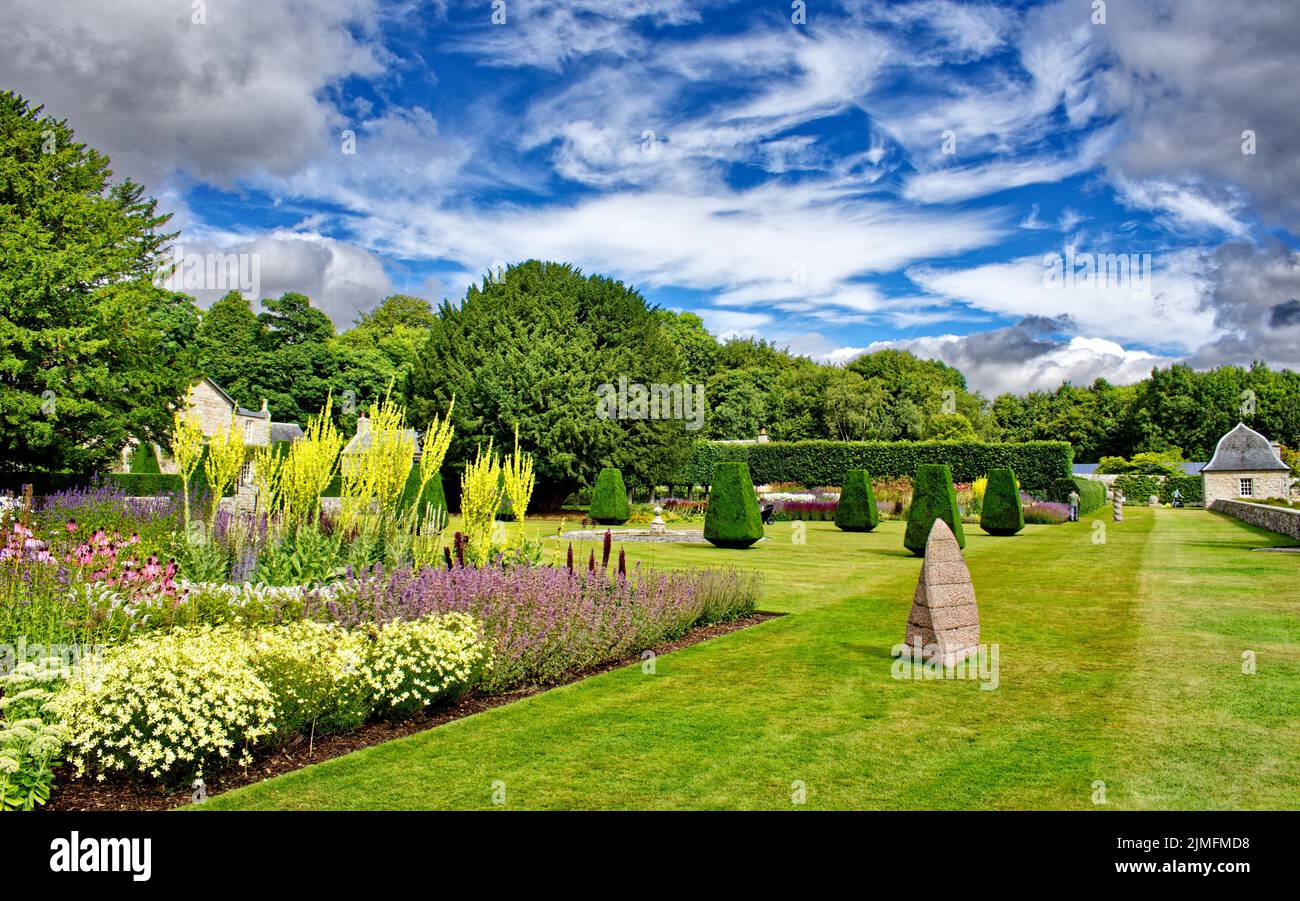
[202,507,1300,810]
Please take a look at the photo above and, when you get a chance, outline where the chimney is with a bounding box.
[260,398,269,417]
[356,414,371,437]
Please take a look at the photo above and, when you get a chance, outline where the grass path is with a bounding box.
[202,508,1299,810]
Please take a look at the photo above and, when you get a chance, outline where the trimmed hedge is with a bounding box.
[128,443,161,474]
[1042,476,1106,514]
[834,469,879,532]
[703,462,764,548]
[1160,474,1203,506]
[401,469,447,525]
[1113,473,1162,505]
[678,439,1072,492]
[979,467,1024,535]
[904,464,965,555]
[105,473,183,496]
[589,468,631,525]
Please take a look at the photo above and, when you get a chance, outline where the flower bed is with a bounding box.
[1,488,763,805]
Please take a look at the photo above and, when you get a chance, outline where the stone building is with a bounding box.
[120,377,303,473]
[338,413,421,477]
[1200,423,1291,505]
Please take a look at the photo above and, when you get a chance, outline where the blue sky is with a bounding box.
[5,0,1299,394]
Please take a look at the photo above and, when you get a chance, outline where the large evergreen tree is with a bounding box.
[0,91,193,473]
[406,261,690,509]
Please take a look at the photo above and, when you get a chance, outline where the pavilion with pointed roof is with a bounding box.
[1201,422,1291,505]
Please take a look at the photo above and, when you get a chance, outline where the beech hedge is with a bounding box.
[677,440,1072,491]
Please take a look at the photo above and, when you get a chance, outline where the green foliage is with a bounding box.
[400,467,447,526]
[833,469,879,532]
[589,467,630,524]
[1113,473,1162,504]
[680,440,1072,492]
[1160,474,1204,505]
[127,443,161,474]
[104,473,183,496]
[1060,477,1108,514]
[406,261,691,509]
[703,462,764,548]
[195,291,394,434]
[0,91,194,474]
[904,464,965,555]
[979,467,1024,535]
[1096,450,1185,475]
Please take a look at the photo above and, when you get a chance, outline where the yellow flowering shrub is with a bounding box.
[45,614,492,781]
[204,415,247,527]
[460,441,505,566]
[249,622,369,741]
[50,625,277,780]
[359,613,490,718]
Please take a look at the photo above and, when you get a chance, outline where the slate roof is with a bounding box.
[203,377,267,419]
[1201,423,1288,472]
[269,421,305,443]
[342,428,422,457]
[1072,462,1205,476]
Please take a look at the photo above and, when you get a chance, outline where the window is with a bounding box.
[1239,478,1253,498]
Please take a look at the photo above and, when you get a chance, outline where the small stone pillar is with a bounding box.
[1113,492,1124,522]
[903,519,979,667]
[650,505,667,535]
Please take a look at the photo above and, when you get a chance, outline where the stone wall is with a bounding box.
[1208,499,1300,540]
[1202,471,1290,506]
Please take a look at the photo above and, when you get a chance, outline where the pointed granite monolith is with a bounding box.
[904,518,980,666]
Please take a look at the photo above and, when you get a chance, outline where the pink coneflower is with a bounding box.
[128,532,140,544]
[66,518,78,533]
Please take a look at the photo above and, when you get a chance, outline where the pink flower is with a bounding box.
[66,518,79,533]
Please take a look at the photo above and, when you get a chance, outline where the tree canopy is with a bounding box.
[406,261,692,509]
[0,91,195,473]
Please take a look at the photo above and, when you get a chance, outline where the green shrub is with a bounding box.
[127,443,160,474]
[834,469,879,532]
[359,613,491,719]
[1160,473,1203,505]
[1113,473,1161,505]
[104,473,183,496]
[703,462,764,548]
[979,467,1024,535]
[904,464,965,555]
[678,439,1072,492]
[400,469,447,526]
[589,468,630,524]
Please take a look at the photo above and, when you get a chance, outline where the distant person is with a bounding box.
[1171,487,1183,508]
[1068,488,1080,522]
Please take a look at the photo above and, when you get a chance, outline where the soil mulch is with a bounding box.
[45,611,779,812]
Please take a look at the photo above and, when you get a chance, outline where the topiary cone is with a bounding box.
[904,463,965,555]
[589,467,631,525]
[979,467,1024,536]
[703,462,764,548]
[834,469,880,532]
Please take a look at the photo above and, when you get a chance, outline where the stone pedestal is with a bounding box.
[1113,493,1124,522]
[650,506,667,536]
[903,519,979,666]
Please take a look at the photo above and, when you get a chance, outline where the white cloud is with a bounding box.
[870,329,1173,395]
[906,248,1218,351]
[174,230,392,327]
[0,0,387,190]
[697,310,772,340]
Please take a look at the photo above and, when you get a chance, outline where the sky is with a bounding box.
[4,0,1299,396]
